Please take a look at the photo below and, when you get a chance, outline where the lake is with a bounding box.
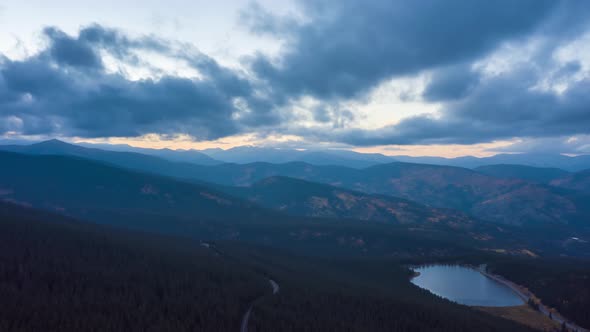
[411,265,524,307]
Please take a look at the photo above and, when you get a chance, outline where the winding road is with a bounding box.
[240,279,280,332]
[199,242,280,332]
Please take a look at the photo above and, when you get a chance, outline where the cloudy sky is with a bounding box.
[1,0,590,156]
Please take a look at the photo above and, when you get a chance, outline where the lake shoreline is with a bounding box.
[408,263,588,332]
[410,264,524,307]
[477,265,588,332]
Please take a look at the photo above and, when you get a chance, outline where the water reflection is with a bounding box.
[411,265,524,307]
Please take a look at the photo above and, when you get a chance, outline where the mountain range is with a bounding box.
[227,175,479,227]
[0,150,508,257]
[0,151,271,234]
[1,140,589,257]
[200,146,590,171]
[14,139,590,170]
[2,138,590,330]
[1,140,589,231]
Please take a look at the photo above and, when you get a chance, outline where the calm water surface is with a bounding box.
[411,265,524,307]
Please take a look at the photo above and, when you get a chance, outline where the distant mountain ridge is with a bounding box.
[0,150,274,236]
[200,146,393,168]
[0,151,518,257]
[3,139,590,170]
[392,153,590,172]
[200,146,590,171]
[76,141,222,165]
[75,142,392,168]
[2,139,221,165]
[0,139,227,182]
[2,140,590,229]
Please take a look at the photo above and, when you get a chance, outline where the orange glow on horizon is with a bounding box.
[72,133,518,158]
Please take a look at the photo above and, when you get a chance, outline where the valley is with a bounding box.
[0,141,589,331]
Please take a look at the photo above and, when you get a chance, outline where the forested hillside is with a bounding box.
[192,160,590,236]
[1,151,588,257]
[220,244,536,332]
[490,259,590,330]
[227,176,479,226]
[0,202,266,332]
[0,202,535,331]
[474,164,570,183]
[0,151,275,234]
[0,151,519,257]
[3,141,589,230]
[551,169,590,194]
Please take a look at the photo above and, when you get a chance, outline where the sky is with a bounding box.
[1,0,590,157]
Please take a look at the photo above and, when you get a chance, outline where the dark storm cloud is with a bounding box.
[245,0,558,101]
[76,24,178,66]
[0,25,279,139]
[243,0,590,146]
[422,64,480,102]
[2,1,590,146]
[313,63,590,146]
[40,24,166,70]
[43,27,103,68]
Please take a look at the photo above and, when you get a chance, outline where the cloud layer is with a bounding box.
[0,25,277,139]
[247,0,558,100]
[1,1,590,150]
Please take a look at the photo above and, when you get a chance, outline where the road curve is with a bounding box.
[269,279,279,294]
[240,279,280,332]
[199,243,280,332]
[240,306,253,332]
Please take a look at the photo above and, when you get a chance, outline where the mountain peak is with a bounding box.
[34,139,70,147]
[28,139,84,154]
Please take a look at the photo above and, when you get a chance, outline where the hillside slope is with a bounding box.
[0,202,535,332]
[0,201,266,332]
[475,164,569,183]
[356,163,588,227]
[0,151,273,235]
[0,139,219,180]
[176,155,590,229]
[186,161,589,228]
[0,151,498,257]
[229,176,477,228]
[551,169,590,194]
